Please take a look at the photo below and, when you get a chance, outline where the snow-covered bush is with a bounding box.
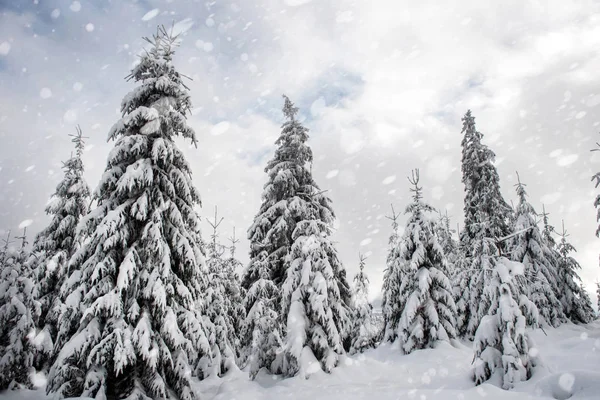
[473,257,538,390]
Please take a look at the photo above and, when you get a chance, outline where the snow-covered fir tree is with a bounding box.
[382,170,457,353]
[593,136,600,237]
[240,250,282,379]
[511,175,565,327]
[382,205,403,342]
[436,210,458,278]
[0,230,39,390]
[201,207,237,377]
[223,228,246,361]
[555,224,595,323]
[473,257,538,390]
[242,95,352,377]
[47,27,211,400]
[459,110,512,253]
[456,110,512,337]
[349,254,374,354]
[28,127,90,371]
[597,282,600,318]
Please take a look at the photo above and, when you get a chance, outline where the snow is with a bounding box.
[141,8,160,21]
[0,42,10,56]
[18,219,33,229]
[172,18,195,36]
[556,154,578,167]
[69,1,81,12]
[85,23,94,32]
[39,88,52,99]
[326,170,339,179]
[382,175,396,185]
[1,321,599,400]
[63,109,77,123]
[211,121,230,136]
[50,9,60,19]
[73,82,83,91]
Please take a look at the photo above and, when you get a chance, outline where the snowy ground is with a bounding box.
[2,321,599,400]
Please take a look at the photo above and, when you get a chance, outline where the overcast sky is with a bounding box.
[1,0,599,302]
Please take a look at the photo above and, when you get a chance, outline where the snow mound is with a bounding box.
[535,370,600,400]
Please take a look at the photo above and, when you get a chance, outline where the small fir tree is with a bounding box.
[555,224,595,323]
[0,230,39,390]
[592,136,600,237]
[47,27,211,400]
[349,254,374,354]
[240,250,282,379]
[201,207,237,377]
[382,170,457,353]
[510,174,564,327]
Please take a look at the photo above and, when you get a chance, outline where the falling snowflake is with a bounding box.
[85,23,95,32]
[70,1,81,12]
[0,42,11,56]
[382,175,396,185]
[19,219,33,229]
[40,88,52,99]
[141,8,160,21]
[211,121,230,136]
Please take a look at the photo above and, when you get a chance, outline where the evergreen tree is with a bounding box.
[201,207,237,377]
[511,174,565,327]
[272,96,351,377]
[456,110,512,337]
[242,95,351,376]
[382,205,403,343]
[240,250,282,379]
[0,230,39,390]
[28,127,91,371]
[593,136,599,237]
[382,170,457,353]
[596,282,600,318]
[223,228,247,361]
[473,257,538,390]
[349,254,374,354]
[556,224,595,323]
[47,27,211,400]
[459,110,512,254]
[436,210,458,278]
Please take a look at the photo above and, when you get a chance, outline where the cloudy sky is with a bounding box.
[1,0,599,302]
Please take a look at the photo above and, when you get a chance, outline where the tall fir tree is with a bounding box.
[472,257,538,390]
[510,175,565,327]
[459,110,512,253]
[382,171,457,353]
[28,127,91,371]
[242,95,352,376]
[349,254,374,354]
[456,110,512,337]
[272,96,351,377]
[556,223,595,323]
[0,230,39,390]
[47,27,211,400]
